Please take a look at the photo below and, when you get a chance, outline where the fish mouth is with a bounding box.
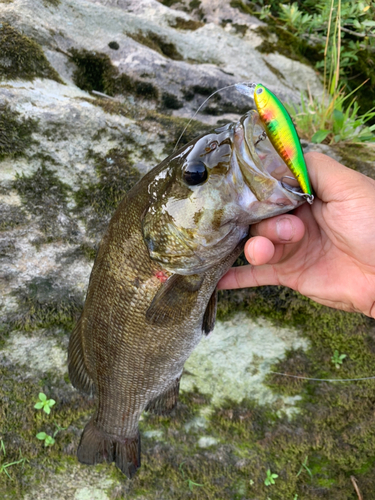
[234,110,305,209]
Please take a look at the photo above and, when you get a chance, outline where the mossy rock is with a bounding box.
[334,143,375,180]
[169,17,204,31]
[12,164,80,243]
[0,104,39,161]
[74,147,141,236]
[69,48,159,100]
[0,23,62,82]
[127,31,183,61]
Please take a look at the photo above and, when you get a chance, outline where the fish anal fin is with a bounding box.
[68,316,95,396]
[145,377,181,416]
[146,273,203,326]
[77,418,141,479]
[202,289,217,335]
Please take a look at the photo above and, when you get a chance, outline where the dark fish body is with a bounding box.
[68,110,303,477]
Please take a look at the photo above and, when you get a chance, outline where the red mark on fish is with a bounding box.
[154,270,168,283]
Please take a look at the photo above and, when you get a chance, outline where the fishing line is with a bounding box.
[173,82,255,152]
[269,371,375,383]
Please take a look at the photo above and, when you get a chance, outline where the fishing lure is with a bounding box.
[236,82,314,204]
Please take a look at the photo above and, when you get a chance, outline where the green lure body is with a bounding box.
[253,84,313,200]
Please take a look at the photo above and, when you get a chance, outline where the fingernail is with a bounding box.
[246,240,256,265]
[276,218,293,241]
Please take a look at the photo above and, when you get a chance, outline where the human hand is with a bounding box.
[218,152,375,319]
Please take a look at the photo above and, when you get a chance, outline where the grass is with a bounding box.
[284,0,375,144]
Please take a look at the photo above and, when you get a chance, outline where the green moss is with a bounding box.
[0,104,39,161]
[169,17,204,31]
[334,143,375,180]
[74,147,141,217]
[69,48,117,94]
[157,0,180,7]
[127,31,183,61]
[0,357,95,497]
[232,23,248,36]
[69,48,159,100]
[43,0,61,5]
[12,165,78,241]
[4,276,83,334]
[0,203,27,231]
[144,112,212,154]
[0,23,62,82]
[108,41,119,50]
[204,101,249,116]
[229,0,253,16]
[255,24,323,67]
[161,92,183,110]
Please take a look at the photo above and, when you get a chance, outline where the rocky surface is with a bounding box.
[1,1,375,499]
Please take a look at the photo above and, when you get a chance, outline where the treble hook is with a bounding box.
[281,176,314,205]
[254,130,267,146]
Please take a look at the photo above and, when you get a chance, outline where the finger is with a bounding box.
[217,263,280,290]
[250,214,305,244]
[244,236,275,265]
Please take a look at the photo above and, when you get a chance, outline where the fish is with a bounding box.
[68,109,306,478]
[235,82,314,204]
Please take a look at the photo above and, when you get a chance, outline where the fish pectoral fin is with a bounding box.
[68,316,95,396]
[202,289,217,335]
[145,273,204,326]
[145,376,181,415]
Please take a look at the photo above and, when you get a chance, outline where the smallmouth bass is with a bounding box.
[68,110,305,477]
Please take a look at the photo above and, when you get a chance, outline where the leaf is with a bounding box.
[43,406,51,415]
[38,393,47,402]
[311,130,330,143]
[36,432,47,440]
[34,402,44,409]
[333,109,345,133]
[44,436,55,447]
[48,399,56,407]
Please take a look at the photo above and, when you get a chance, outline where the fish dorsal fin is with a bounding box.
[68,316,95,396]
[202,289,217,335]
[145,273,204,326]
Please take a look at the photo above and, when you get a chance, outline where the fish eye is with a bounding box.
[182,160,208,186]
[256,87,263,95]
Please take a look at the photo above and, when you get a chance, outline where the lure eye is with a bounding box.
[256,87,264,95]
[182,160,208,186]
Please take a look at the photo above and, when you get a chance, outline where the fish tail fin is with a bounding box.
[77,418,141,478]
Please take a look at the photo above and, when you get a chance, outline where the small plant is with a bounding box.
[0,439,28,480]
[297,456,313,479]
[34,392,56,414]
[278,2,314,34]
[36,432,55,447]
[264,468,278,486]
[36,423,67,448]
[331,350,347,369]
[179,462,204,491]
